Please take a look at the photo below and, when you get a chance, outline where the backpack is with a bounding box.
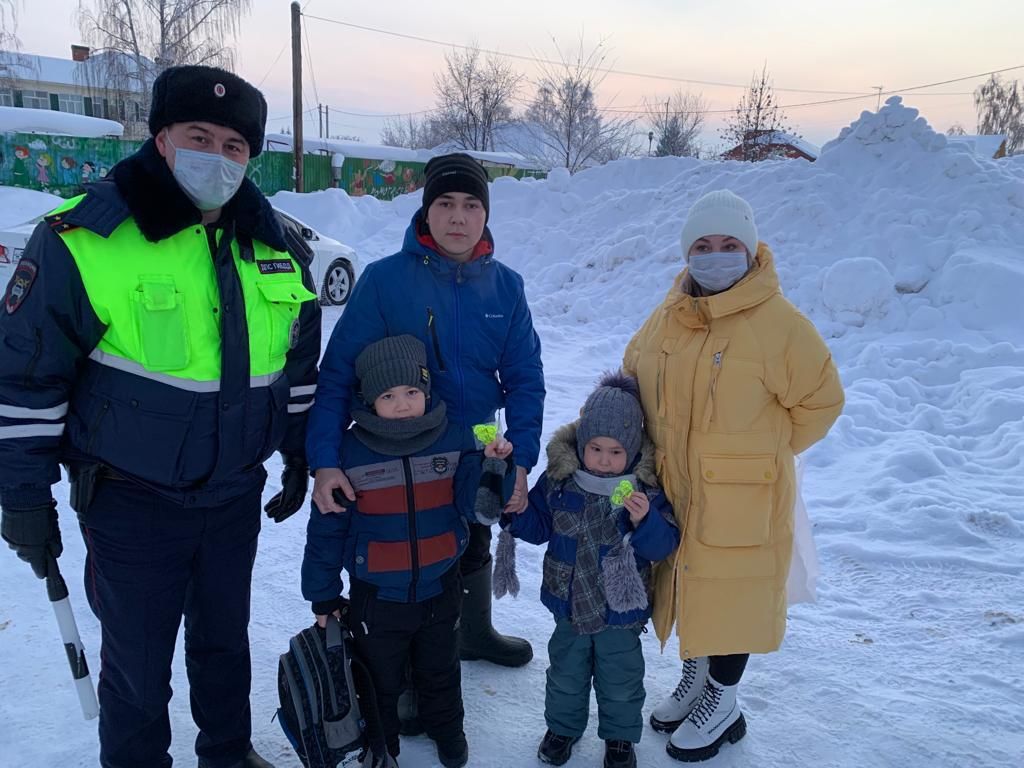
[277,616,390,768]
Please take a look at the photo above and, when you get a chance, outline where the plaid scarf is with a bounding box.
[564,476,627,634]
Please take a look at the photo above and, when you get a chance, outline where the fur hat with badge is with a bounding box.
[148,65,268,157]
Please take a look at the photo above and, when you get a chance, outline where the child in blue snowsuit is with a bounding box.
[497,372,680,768]
[301,335,512,768]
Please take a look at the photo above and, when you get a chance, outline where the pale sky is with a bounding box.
[12,0,1024,150]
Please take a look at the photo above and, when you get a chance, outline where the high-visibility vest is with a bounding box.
[48,195,316,392]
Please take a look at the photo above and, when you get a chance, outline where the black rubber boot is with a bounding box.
[458,562,533,667]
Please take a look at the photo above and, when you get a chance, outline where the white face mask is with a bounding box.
[687,251,750,293]
[167,136,246,211]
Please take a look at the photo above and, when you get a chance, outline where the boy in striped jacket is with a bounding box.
[301,335,511,768]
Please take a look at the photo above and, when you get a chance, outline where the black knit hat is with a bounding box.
[355,335,431,406]
[149,65,267,157]
[577,371,644,464]
[421,152,490,221]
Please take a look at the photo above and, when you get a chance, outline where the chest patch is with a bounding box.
[256,259,296,275]
[4,258,38,315]
[432,456,450,474]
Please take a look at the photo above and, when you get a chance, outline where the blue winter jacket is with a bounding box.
[502,422,680,628]
[306,213,545,473]
[302,416,485,604]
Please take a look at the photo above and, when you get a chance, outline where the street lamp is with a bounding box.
[648,130,654,156]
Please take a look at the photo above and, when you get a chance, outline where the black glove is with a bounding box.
[1,501,62,579]
[264,454,310,524]
[312,595,350,624]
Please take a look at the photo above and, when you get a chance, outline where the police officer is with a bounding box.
[0,66,321,768]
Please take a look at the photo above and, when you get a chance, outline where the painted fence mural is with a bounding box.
[0,132,547,202]
[0,133,143,197]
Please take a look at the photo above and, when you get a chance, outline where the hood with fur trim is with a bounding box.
[545,420,658,487]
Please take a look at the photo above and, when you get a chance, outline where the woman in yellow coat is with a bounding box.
[622,190,844,763]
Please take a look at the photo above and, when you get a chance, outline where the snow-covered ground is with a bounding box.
[2,97,1023,767]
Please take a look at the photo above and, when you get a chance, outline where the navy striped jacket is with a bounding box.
[302,418,487,604]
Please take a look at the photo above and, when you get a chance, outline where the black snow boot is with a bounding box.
[397,685,424,736]
[604,740,637,768]
[436,732,469,768]
[458,561,533,667]
[199,747,275,768]
[537,730,581,766]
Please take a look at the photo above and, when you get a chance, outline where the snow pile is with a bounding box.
[0,105,124,137]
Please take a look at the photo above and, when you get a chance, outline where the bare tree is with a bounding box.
[645,90,706,157]
[76,0,252,131]
[1,0,19,51]
[975,74,1022,155]
[720,64,798,162]
[946,123,968,136]
[380,113,448,149]
[0,1,34,90]
[431,44,522,151]
[518,38,636,172]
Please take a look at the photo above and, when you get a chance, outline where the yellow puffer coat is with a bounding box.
[623,244,844,659]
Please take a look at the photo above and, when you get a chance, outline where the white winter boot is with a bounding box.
[666,675,746,762]
[649,656,709,733]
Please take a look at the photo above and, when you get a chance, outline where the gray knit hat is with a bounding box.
[577,371,644,464]
[355,335,431,406]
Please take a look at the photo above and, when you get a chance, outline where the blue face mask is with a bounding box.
[167,136,246,211]
[688,252,750,293]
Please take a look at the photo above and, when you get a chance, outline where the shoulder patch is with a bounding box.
[44,212,80,235]
[4,258,39,315]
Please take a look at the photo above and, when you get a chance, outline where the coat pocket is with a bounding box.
[542,552,574,602]
[132,276,190,372]
[697,454,775,547]
[256,280,316,367]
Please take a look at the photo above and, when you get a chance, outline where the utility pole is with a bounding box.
[290,1,304,192]
[873,85,883,111]
[318,104,324,139]
[325,106,329,139]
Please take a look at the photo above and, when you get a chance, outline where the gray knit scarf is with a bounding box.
[350,402,448,456]
[572,470,638,500]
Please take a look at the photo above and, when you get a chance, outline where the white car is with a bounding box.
[0,208,359,307]
[275,210,359,306]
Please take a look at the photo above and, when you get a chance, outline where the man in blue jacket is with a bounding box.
[306,153,545,670]
[0,66,320,768]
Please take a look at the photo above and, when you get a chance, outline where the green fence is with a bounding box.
[0,133,143,197]
[0,132,545,202]
[247,151,333,196]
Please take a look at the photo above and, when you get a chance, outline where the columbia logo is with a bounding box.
[484,313,505,319]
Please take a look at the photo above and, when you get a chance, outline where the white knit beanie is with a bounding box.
[679,190,759,260]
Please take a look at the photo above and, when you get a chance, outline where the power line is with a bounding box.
[302,12,871,96]
[257,0,317,87]
[597,65,1023,115]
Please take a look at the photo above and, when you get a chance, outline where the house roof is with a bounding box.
[746,130,820,159]
[947,134,1007,159]
[0,50,147,93]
